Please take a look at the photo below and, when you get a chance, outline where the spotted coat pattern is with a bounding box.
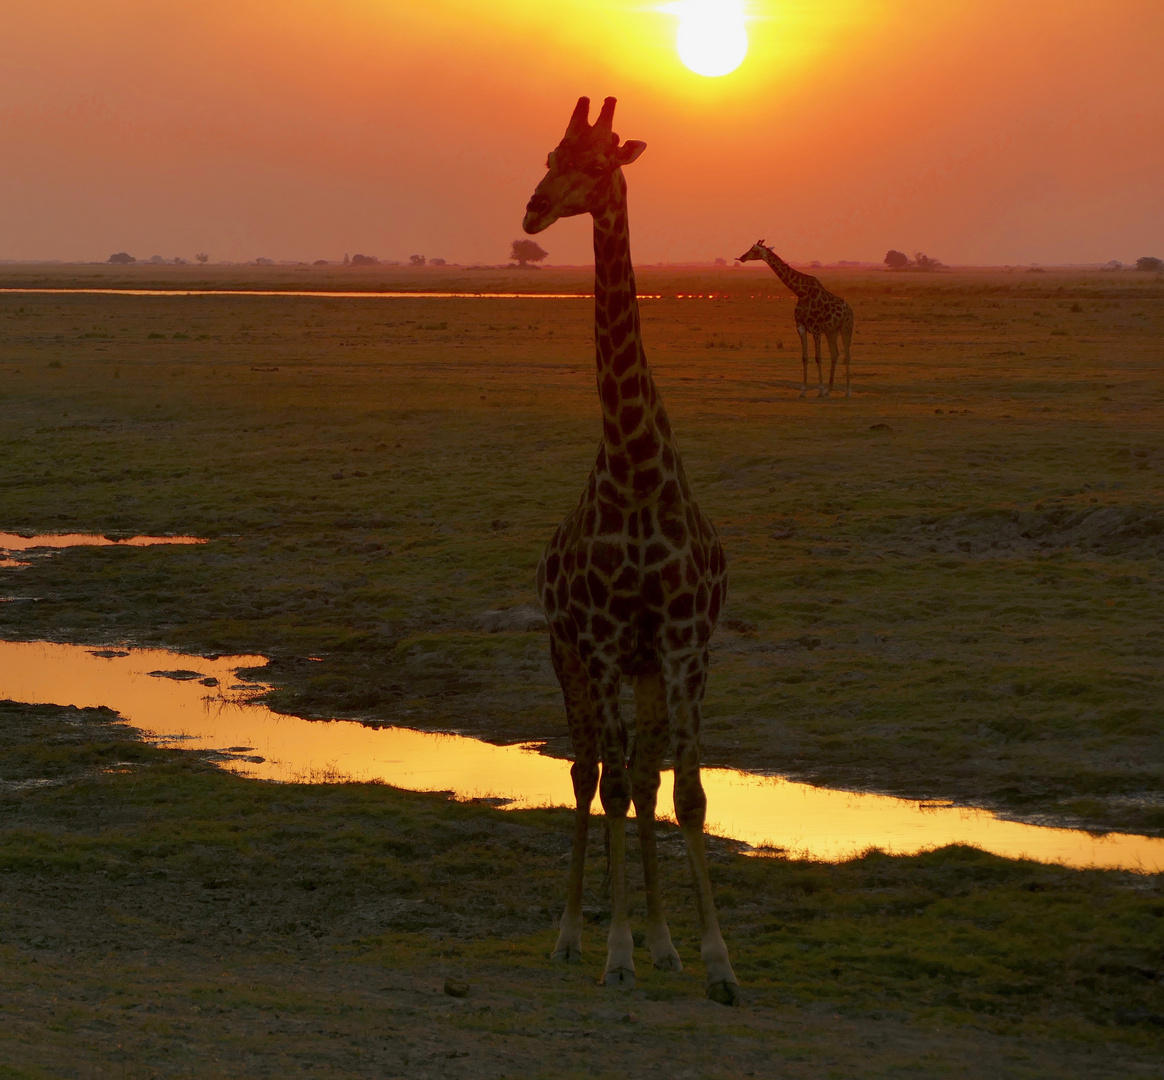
[739,241,856,397]
[521,96,739,1004]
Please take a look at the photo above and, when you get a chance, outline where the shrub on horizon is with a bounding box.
[510,239,548,268]
[913,251,945,271]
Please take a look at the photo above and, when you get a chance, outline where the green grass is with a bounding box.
[0,264,1162,841]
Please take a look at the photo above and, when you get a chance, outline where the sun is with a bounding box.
[668,1,748,78]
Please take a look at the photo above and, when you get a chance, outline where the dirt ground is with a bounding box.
[1,700,1161,1078]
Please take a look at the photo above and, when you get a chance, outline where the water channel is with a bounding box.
[0,288,598,300]
[0,533,206,572]
[0,533,205,552]
[2,640,1160,872]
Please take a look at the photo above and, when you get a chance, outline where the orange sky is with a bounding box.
[1,0,1161,266]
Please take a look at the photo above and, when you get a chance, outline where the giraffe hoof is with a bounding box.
[602,966,636,989]
[653,950,683,973]
[706,980,741,1007]
[551,946,582,964]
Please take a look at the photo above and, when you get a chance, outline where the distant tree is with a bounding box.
[254,257,274,266]
[884,249,909,270]
[409,254,426,267]
[913,251,945,271]
[107,252,135,265]
[1135,256,1164,272]
[714,257,727,267]
[510,239,548,268]
[350,253,379,267]
[1102,260,1123,271]
[430,257,447,266]
[313,259,329,266]
[195,252,209,264]
[343,253,350,266]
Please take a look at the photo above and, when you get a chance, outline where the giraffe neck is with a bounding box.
[758,247,819,298]
[591,172,676,495]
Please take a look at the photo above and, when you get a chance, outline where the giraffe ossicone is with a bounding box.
[523,95,740,1006]
[738,240,855,398]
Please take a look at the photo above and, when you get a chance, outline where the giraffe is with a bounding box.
[738,240,855,399]
[522,96,740,1006]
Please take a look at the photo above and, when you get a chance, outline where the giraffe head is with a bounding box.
[523,96,647,235]
[736,239,769,263]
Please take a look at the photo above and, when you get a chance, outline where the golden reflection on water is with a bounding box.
[1,641,1160,872]
[0,288,599,301]
[0,533,206,551]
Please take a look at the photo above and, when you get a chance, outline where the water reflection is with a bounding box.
[1,640,1160,872]
[0,533,206,551]
[0,288,597,300]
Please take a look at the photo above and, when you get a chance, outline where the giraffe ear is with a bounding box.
[612,140,646,167]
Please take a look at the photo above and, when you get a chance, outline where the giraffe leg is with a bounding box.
[797,324,809,398]
[814,334,826,397]
[825,331,840,397]
[595,666,635,989]
[630,673,682,972]
[665,650,740,1006]
[548,637,598,964]
[842,325,853,397]
[553,757,598,962]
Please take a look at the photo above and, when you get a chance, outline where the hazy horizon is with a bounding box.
[2,1,1161,267]
[2,258,1158,271]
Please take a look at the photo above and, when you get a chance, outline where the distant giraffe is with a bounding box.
[522,96,740,1005]
[738,241,855,398]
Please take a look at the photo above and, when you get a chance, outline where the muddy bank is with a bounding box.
[2,700,1161,1078]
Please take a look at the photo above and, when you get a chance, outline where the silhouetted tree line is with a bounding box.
[884,250,945,271]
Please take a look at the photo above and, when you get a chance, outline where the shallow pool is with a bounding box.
[1,640,1160,871]
[0,533,206,552]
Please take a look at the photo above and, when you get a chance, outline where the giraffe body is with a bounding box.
[738,241,855,397]
[523,96,739,1005]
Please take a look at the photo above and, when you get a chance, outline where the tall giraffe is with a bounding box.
[738,240,855,398]
[523,96,740,1006]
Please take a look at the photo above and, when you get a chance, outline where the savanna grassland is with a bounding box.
[1,263,1162,1077]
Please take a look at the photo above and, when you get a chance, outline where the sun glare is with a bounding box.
[668,0,748,78]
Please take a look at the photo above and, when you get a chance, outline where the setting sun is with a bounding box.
[669,0,748,78]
